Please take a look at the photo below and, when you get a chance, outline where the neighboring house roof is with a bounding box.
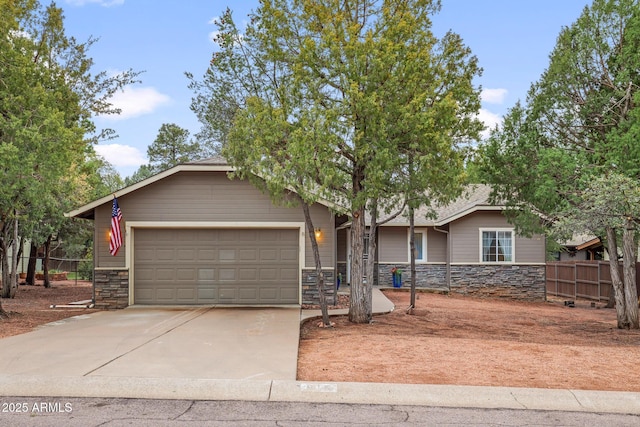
[377,184,503,227]
[561,234,602,250]
[186,155,230,166]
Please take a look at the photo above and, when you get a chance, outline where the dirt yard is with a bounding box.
[0,280,97,338]
[298,290,640,392]
[3,283,640,392]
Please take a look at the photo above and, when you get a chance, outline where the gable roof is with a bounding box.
[66,156,340,219]
[433,184,502,225]
[561,234,602,250]
[66,157,236,219]
[376,184,504,227]
[68,154,503,225]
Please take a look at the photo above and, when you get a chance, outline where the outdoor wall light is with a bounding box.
[315,228,322,239]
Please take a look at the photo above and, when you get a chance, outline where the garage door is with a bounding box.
[133,228,299,305]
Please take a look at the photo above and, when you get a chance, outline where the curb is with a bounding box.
[2,377,639,415]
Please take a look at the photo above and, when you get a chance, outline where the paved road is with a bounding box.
[1,397,639,426]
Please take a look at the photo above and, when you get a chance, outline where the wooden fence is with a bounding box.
[546,261,640,301]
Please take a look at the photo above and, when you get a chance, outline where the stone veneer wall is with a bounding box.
[378,263,546,301]
[378,263,448,291]
[302,269,336,305]
[450,264,546,301]
[93,268,129,309]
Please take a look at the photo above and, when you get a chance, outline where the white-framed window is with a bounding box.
[408,229,427,263]
[480,228,514,263]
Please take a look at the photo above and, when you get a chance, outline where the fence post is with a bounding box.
[573,264,578,298]
[597,261,601,302]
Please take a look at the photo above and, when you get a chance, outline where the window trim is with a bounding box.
[407,228,427,263]
[479,228,515,263]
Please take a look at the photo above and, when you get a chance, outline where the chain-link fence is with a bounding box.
[19,256,93,282]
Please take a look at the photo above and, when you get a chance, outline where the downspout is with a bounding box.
[433,225,451,292]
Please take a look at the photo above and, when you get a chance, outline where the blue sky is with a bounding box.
[60,0,590,178]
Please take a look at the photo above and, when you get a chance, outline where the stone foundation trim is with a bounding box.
[449,264,546,301]
[93,268,130,310]
[301,269,336,305]
[376,263,546,301]
[377,263,448,291]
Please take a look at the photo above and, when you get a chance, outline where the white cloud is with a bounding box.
[100,86,171,121]
[481,88,508,105]
[478,109,503,138]
[65,0,124,6]
[95,144,146,168]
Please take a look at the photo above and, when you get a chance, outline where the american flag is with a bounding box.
[109,197,123,256]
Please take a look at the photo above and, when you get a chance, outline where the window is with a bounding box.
[481,229,513,262]
[408,229,427,263]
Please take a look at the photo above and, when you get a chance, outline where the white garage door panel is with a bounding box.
[134,228,299,305]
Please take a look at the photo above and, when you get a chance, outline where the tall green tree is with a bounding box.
[0,0,139,307]
[553,174,640,328]
[124,123,202,186]
[147,123,201,171]
[124,164,156,187]
[190,4,338,325]
[477,0,640,328]
[190,0,482,323]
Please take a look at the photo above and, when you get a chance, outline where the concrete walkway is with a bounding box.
[1,289,639,415]
[301,287,395,321]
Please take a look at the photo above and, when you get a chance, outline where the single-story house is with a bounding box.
[557,235,604,261]
[67,157,546,309]
[337,184,546,300]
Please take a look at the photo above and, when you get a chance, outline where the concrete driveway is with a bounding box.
[0,306,300,381]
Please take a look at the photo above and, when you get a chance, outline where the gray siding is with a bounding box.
[426,227,447,263]
[449,211,544,263]
[94,171,334,269]
[515,233,546,263]
[378,226,448,263]
[378,227,407,263]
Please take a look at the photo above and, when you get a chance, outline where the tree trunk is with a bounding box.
[0,225,9,315]
[26,242,38,286]
[409,205,417,311]
[0,242,6,315]
[349,204,371,323]
[43,234,52,288]
[606,227,628,328]
[365,201,378,316]
[1,221,15,299]
[301,201,330,326]
[7,216,18,299]
[622,220,639,329]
